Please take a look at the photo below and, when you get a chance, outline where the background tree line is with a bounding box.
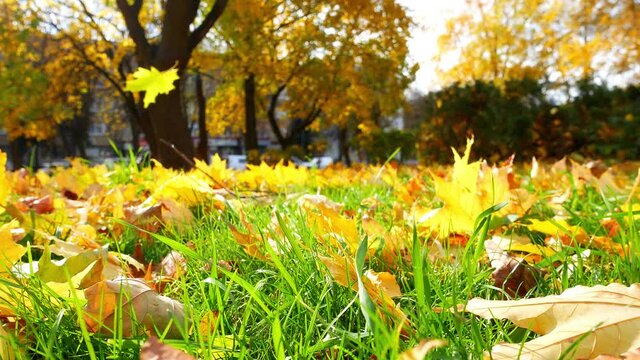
[1,0,639,169]
[399,0,640,164]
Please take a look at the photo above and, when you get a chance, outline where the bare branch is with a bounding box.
[188,0,229,52]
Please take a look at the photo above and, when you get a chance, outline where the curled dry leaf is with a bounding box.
[157,250,187,279]
[17,195,54,214]
[84,278,187,338]
[139,336,195,360]
[465,283,640,359]
[398,339,448,360]
[592,348,640,360]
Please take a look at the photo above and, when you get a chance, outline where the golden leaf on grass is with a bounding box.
[362,216,411,265]
[488,235,557,264]
[160,199,194,227]
[0,151,11,212]
[152,174,216,207]
[84,278,187,338]
[194,154,233,188]
[465,283,640,359]
[199,310,219,340]
[318,256,405,322]
[0,325,16,360]
[140,336,195,360]
[417,138,510,237]
[229,224,269,260]
[302,196,358,253]
[529,219,626,255]
[399,339,447,360]
[0,221,26,273]
[36,245,110,283]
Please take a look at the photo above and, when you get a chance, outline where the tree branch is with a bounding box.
[115,0,152,63]
[188,0,229,52]
[267,84,287,146]
[76,0,113,52]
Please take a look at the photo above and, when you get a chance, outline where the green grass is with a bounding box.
[2,165,639,359]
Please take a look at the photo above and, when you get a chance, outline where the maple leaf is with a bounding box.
[298,195,362,253]
[125,66,179,108]
[417,137,511,237]
[464,283,640,359]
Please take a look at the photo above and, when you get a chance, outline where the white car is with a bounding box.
[297,156,334,169]
[225,155,247,170]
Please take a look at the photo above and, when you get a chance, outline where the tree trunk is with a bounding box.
[195,70,208,161]
[266,85,287,149]
[338,126,351,166]
[244,73,259,163]
[148,80,194,169]
[116,0,228,169]
[8,138,24,170]
[137,104,157,156]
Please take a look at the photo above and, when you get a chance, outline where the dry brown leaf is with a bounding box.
[465,283,640,359]
[398,339,447,360]
[139,336,195,360]
[485,239,544,298]
[83,278,187,338]
[157,250,187,279]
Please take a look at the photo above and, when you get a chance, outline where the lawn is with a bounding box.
[0,141,638,359]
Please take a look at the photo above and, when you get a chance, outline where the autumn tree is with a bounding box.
[209,0,414,158]
[19,0,228,169]
[437,0,558,86]
[438,0,638,88]
[0,1,95,168]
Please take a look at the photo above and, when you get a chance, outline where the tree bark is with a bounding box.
[244,73,259,162]
[195,70,208,161]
